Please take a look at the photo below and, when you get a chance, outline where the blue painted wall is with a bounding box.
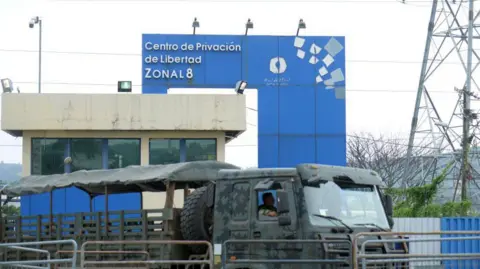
[142,34,347,168]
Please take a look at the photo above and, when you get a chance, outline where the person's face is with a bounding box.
[265,196,274,206]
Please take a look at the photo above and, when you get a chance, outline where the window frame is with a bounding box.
[30,138,141,174]
[30,138,69,175]
[148,138,182,164]
[149,138,217,164]
[107,138,141,169]
[256,189,281,222]
[185,138,217,162]
[69,138,104,173]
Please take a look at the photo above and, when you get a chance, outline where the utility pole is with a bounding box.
[459,0,475,201]
[460,89,472,201]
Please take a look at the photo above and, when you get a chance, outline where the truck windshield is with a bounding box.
[303,181,389,229]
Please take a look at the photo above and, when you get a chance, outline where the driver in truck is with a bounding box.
[258,192,278,217]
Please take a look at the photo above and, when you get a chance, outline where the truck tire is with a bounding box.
[180,184,214,254]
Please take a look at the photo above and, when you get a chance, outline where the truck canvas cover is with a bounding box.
[0,161,240,197]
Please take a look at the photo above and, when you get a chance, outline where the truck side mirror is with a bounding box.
[276,190,290,214]
[385,194,393,217]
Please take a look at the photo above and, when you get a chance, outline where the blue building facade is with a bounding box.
[142,34,347,168]
[21,34,346,215]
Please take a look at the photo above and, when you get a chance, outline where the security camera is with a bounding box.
[29,21,34,28]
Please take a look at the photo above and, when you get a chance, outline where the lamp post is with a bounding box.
[297,19,306,36]
[29,16,42,93]
[245,19,253,35]
[192,17,199,35]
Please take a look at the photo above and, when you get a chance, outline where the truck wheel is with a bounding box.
[180,184,214,254]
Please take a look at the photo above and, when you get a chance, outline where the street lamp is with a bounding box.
[296,19,306,36]
[245,19,253,35]
[29,16,42,93]
[192,17,199,35]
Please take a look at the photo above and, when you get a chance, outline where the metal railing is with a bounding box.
[0,239,77,269]
[80,240,213,268]
[55,250,151,269]
[353,231,480,269]
[222,239,352,267]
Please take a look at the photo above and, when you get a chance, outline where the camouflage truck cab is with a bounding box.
[208,164,403,269]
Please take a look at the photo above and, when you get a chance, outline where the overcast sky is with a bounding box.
[0,0,473,168]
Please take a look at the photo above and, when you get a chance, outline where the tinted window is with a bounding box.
[70,139,103,172]
[149,139,181,164]
[186,139,216,161]
[108,139,141,169]
[31,138,67,175]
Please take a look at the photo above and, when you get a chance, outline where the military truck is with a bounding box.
[0,161,407,268]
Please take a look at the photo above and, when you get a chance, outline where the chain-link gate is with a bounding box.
[0,239,78,269]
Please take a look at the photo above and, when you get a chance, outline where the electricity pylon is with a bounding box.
[406,0,479,201]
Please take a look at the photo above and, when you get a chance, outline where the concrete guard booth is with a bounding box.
[2,33,346,215]
[1,93,246,215]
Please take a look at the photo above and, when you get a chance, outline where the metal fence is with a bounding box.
[353,231,480,269]
[2,228,480,269]
[222,239,352,268]
[80,240,213,269]
[393,217,442,267]
[0,239,78,269]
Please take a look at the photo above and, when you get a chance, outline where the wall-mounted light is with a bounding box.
[245,19,254,35]
[192,17,200,35]
[235,80,247,95]
[118,81,132,92]
[296,19,306,36]
[1,78,13,93]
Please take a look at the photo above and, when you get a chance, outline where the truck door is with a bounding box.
[224,181,252,261]
[252,179,299,266]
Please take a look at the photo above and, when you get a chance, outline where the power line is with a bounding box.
[0,145,23,147]
[0,48,471,65]
[47,0,445,3]
[6,81,458,94]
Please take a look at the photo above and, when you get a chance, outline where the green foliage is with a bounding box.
[1,205,20,217]
[387,162,474,217]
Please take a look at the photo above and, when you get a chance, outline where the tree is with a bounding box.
[386,162,474,217]
[347,132,431,188]
[1,205,20,217]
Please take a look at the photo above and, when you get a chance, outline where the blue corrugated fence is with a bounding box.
[441,217,480,269]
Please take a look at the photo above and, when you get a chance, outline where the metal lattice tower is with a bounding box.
[406,0,480,201]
